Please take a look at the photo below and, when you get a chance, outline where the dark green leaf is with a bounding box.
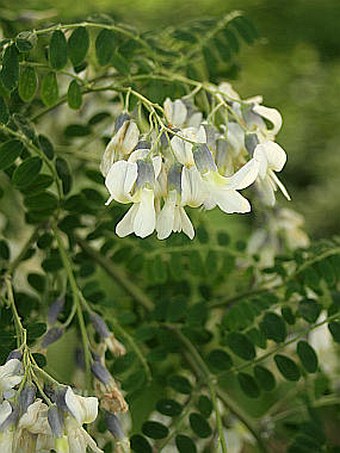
[168,375,192,394]
[27,273,46,292]
[0,140,25,170]
[189,412,212,438]
[297,341,318,373]
[38,135,54,160]
[37,232,53,249]
[232,16,258,45]
[237,372,261,398]
[32,353,46,368]
[254,365,276,391]
[67,80,82,110]
[96,29,116,66]
[298,299,321,324]
[142,421,169,440]
[68,27,89,66]
[0,96,9,124]
[260,312,287,343]
[328,321,340,343]
[41,72,59,107]
[274,354,301,381]
[0,45,19,91]
[175,434,197,453]
[15,31,37,52]
[27,322,47,343]
[206,349,233,371]
[49,30,68,70]
[226,332,256,360]
[18,66,38,102]
[281,306,296,325]
[130,434,152,453]
[0,239,10,260]
[156,399,182,417]
[12,156,42,188]
[111,52,129,74]
[56,157,72,195]
[24,192,58,212]
[24,174,54,194]
[197,395,213,418]
[64,124,91,137]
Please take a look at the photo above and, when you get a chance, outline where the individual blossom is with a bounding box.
[193,143,259,214]
[100,115,140,177]
[0,401,15,453]
[164,98,202,129]
[254,141,290,206]
[89,312,126,356]
[0,359,23,398]
[156,164,195,240]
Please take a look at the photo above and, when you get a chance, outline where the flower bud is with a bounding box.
[114,113,130,133]
[48,405,64,438]
[193,143,217,174]
[167,163,182,193]
[105,411,125,440]
[47,297,65,325]
[41,327,64,348]
[19,383,36,414]
[6,349,22,361]
[91,359,113,386]
[89,312,110,340]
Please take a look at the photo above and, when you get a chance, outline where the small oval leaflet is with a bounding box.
[156,398,182,417]
[189,412,212,438]
[274,354,301,381]
[226,331,256,360]
[95,29,116,66]
[0,96,9,124]
[175,434,197,453]
[237,372,261,398]
[142,421,169,440]
[19,66,38,102]
[12,156,42,188]
[49,30,68,70]
[130,434,152,453]
[67,80,82,110]
[297,341,318,373]
[254,365,276,391]
[260,312,287,343]
[41,72,59,107]
[56,157,72,195]
[68,27,89,67]
[0,44,19,92]
[0,140,25,170]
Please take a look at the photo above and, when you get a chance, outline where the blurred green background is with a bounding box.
[2,0,339,237]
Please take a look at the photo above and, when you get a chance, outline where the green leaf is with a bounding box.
[15,31,37,52]
[281,306,296,325]
[254,365,276,391]
[237,372,261,398]
[0,239,10,260]
[175,434,197,453]
[27,273,46,292]
[27,322,47,343]
[64,124,91,137]
[56,157,72,195]
[226,332,256,360]
[130,434,152,453]
[68,27,89,66]
[232,16,258,45]
[260,312,287,343]
[297,341,318,373]
[0,45,19,91]
[24,174,54,194]
[38,135,54,160]
[111,52,129,74]
[24,192,58,212]
[142,421,169,439]
[49,30,68,70]
[67,80,82,110]
[0,140,25,170]
[189,412,212,438]
[328,321,340,343]
[37,233,53,250]
[168,375,192,394]
[18,66,38,102]
[206,349,233,371]
[96,29,116,66]
[0,96,9,124]
[274,354,301,381]
[12,156,42,188]
[197,395,213,418]
[156,399,182,417]
[298,299,321,323]
[41,72,59,107]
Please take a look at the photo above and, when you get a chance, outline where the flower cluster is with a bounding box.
[0,355,103,452]
[101,82,290,239]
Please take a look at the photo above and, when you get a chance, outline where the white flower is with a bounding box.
[64,417,103,453]
[171,125,206,166]
[254,141,290,206]
[116,187,156,238]
[181,166,206,208]
[0,400,12,426]
[252,104,282,137]
[0,359,23,396]
[104,160,138,205]
[164,98,187,128]
[65,387,98,425]
[156,189,194,240]
[100,120,139,176]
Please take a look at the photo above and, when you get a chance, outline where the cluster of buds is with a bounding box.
[101,81,290,239]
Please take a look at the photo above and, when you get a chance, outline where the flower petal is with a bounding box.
[214,189,251,213]
[252,105,282,136]
[181,166,205,207]
[0,359,23,392]
[105,160,137,205]
[179,207,195,239]
[65,387,98,425]
[133,188,156,238]
[0,401,12,426]
[156,192,176,240]
[227,158,259,190]
[116,203,138,238]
